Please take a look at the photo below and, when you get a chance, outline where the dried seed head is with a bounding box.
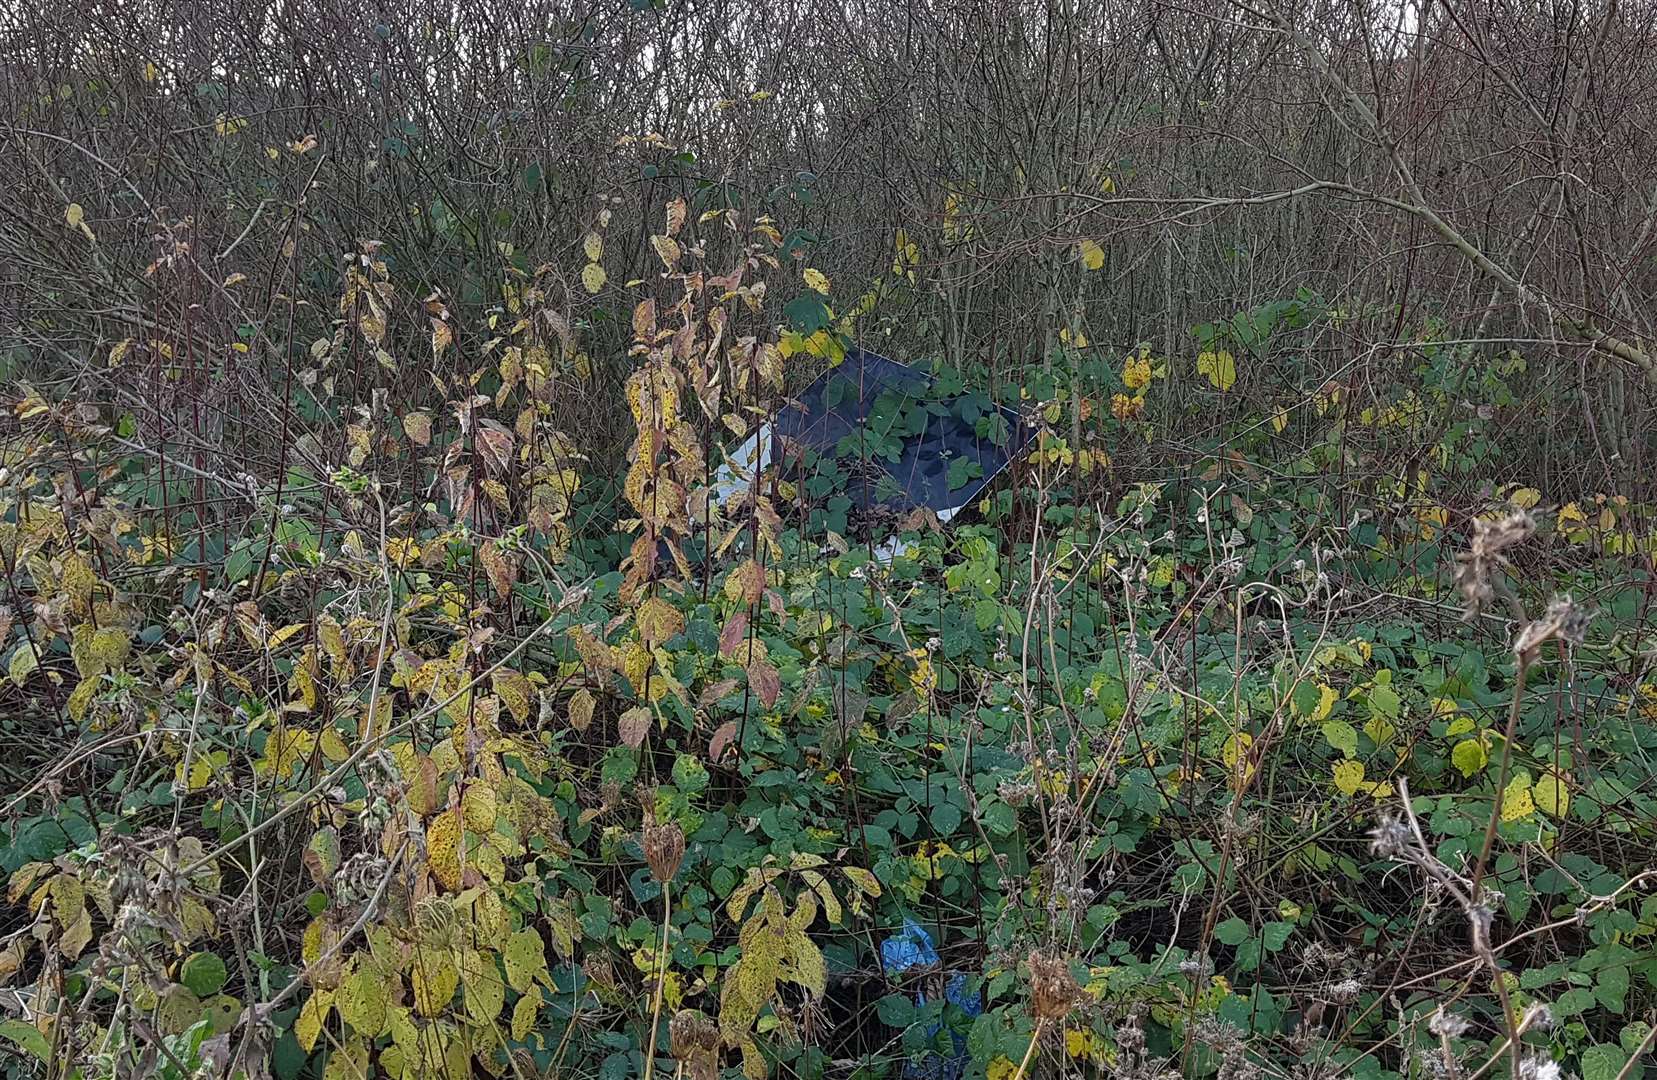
[669,1009,722,1080]
[1367,814,1410,859]
[1026,948,1080,1021]
[642,819,685,883]
[1427,1006,1470,1039]
[1454,509,1534,620]
[1512,595,1590,659]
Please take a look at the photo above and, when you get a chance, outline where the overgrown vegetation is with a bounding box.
[3,3,1657,1080]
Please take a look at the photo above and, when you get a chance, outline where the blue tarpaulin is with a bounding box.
[712,350,1030,533]
[771,349,1029,517]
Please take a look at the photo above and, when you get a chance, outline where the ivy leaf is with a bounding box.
[876,992,916,1026]
[982,801,1017,837]
[1368,682,1402,720]
[929,801,962,838]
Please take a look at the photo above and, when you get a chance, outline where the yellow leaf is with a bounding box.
[214,113,248,137]
[1510,487,1542,509]
[142,60,158,82]
[337,967,388,1035]
[411,952,459,1016]
[462,783,498,832]
[581,263,607,294]
[1332,759,1365,796]
[426,810,463,892]
[1197,350,1237,391]
[987,1055,1018,1080]
[651,234,681,268]
[65,203,84,228]
[1221,732,1255,787]
[1451,738,1487,777]
[583,232,602,262]
[502,928,546,994]
[296,990,334,1052]
[1271,409,1289,432]
[9,643,39,687]
[1533,772,1570,818]
[1500,773,1536,821]
[511,990,539,1041]
[1122,353,1152,390]
[1078,239,1105,271]
[803,267,831,294]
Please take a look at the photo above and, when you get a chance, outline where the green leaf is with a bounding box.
[929,801,962,838]
[1321,720,1358,758]
[1451,738,1488,778]
[981,801,1017,838]
[1581,1044,1629,1080]
[1368,682,1401,720]
[180,951,228,997]
[876,993,916,1027]
[1214,917,1250,946]
[1260,922,1294,952]
[0,1020,50,1063]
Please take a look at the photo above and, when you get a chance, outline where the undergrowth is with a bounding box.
[1,198,1655,1080]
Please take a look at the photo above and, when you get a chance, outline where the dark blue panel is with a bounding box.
[769,349,1030,515]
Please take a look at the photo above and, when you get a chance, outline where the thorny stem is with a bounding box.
[642,880,672,1080]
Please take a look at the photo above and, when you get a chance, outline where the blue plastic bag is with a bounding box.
[878,920,980,1080]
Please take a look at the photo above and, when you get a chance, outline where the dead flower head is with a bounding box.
[1511,595,1590,661]
[642,818,686,884]
[1454,509,1533,620]
[669,1009,722,1080]
[1027,948,1081,1021]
